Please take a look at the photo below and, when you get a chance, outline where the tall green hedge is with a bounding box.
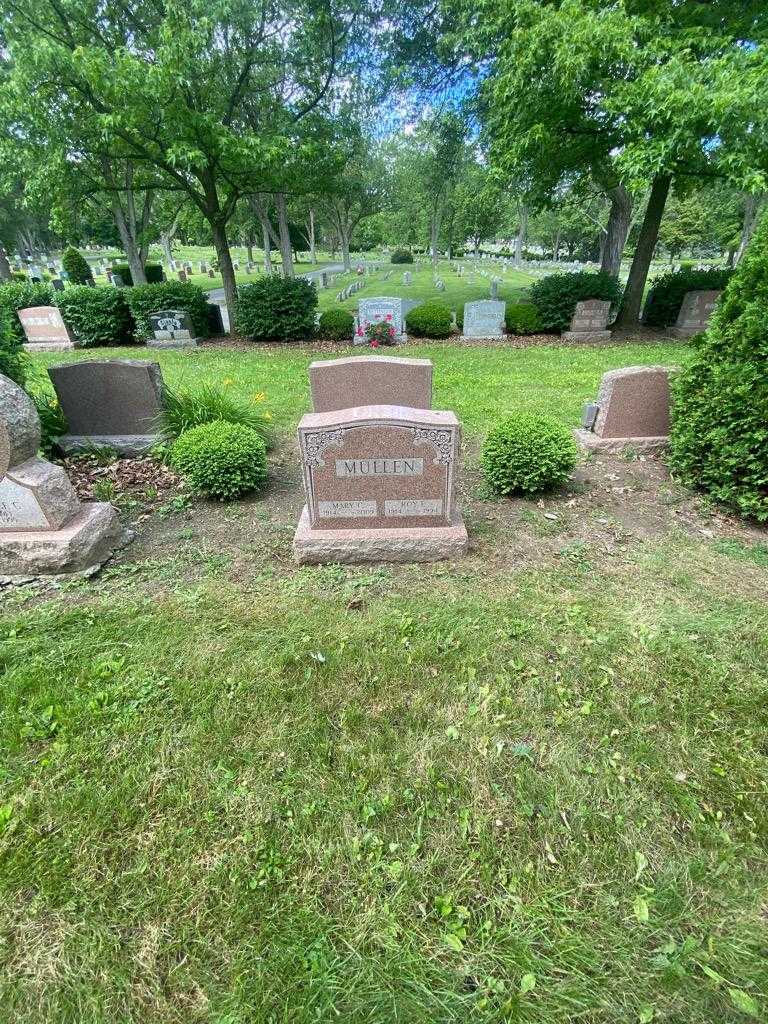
[56,286,135,347]
[669,215,768,521]
[0,281,55,345]
[235,276,317,341]
[528,271,621,332]
[0,305,29,385]
[643,266,734,327]
[125,281,210,339]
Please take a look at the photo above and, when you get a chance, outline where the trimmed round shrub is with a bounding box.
[236,276,317,341]
[669,214,768,521]
[56,286,134,347]
[125,281,210,340]
[0,305,29,386]
[110,262,164,287]
[0,281,55,346]
[482,413,578,495]
[529,271,621,333]
[170,421,268,500]
[405,302,452,338]
[318,307,354,341]
[505,302,542,335]
[390,249,414,264]
[61,246,94,285]
[642,266,733,327]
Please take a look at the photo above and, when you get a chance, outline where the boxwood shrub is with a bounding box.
[126,281,210,340]
[482,412,578,495]
[529,270,621,333]
[318,307,355,341]
[56,286,134,347]
[0,281,55,345]
[642,266,734,327]
[505,302,542,335]
[390,249,414,264]
[170,421,268,500]
[405,302,452,338]
[111,262,164,286]
[669,216,768,521]
[235,276,317,341]
[61,246,94,285]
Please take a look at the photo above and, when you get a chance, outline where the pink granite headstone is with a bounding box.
[670,290,721,338]
[293,404,467,563]
[562,300,612,342]
[17,306,76,352]
[309,356,433,413]
[575,365,676,452]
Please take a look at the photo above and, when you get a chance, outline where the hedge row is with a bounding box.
[0,280,211,347]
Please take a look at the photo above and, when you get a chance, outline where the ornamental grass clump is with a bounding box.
[669,214,768,521]
[162,383,273,447]
[170,421,268,500]
[482,412,578,495]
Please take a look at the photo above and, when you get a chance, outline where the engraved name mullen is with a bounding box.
[334,457,424,478]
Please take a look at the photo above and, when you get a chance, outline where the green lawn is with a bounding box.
[2,339,767,1023]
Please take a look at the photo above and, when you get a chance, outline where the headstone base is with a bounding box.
[56,433,163,456]
[574,428,668,454]
[0,502,127,575]
[561,330,612,343]
[353,336,407,346]
[146,337,198,349]
[293,505,468,564]
[23,341,76,353]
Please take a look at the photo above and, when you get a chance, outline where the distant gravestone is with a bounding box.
[562,300,612,342]
[575,365,676,453]
[208,269,215,278]
[403,271,412,286]
[17,307,76,352]
[0,373,124,575]
[51,279,65,292]
[356,296,417,341]
[490,278,499,300]
[147,309,198,349]
[177,269,187,283]
[310,356,433,413]
[462,300,506,338]
[293,403,467,563]
[670,290,721,338]
[48,359,166,455]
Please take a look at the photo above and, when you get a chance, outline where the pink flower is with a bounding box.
[370,339,380,348]
[385,313,392,320]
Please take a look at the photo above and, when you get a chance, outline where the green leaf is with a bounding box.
[519,973,536,994]
[700,964,725,985]
[728,989,759,1017]
[634,851,648,880]
[633,895,649,924]
[443,932,464,952]
[638,1006,654,1023]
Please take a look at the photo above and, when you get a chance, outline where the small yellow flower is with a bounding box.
[252,391,266,402]
[222,377,234,386]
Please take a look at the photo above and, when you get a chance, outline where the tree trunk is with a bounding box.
[430,206,442,275]
[0,247,11,282]
[601,184,632,276]
[340,230,351,272]
[307,208,317,264]
[615,174,672,328]
[211,220,237,325]
[735,191,766,264]
[514,203,528,267]
[247,240,254,263]
[553,229,561,261]
[261,222,272,272]
[274,193,295,278]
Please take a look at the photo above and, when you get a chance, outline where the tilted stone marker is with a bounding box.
[293,403,467,563]
[0,374,125,575]
[575,365,676,453]
[310,355,433,413]
[403,271,412,286]
[48,359,166,455]
[562,299,612,342]
[147,309,198,349]
[670,290,721,338]
[17,306,76,352]
[463,300,506,338]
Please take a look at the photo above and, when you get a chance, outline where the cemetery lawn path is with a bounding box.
[2,340,767,1023]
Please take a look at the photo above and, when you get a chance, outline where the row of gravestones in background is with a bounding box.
[0,354,675,576]
[13,289,722,354]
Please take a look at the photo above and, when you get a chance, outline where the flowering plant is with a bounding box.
[356,314,396,348]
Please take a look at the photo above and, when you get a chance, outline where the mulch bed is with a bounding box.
[63,454,182,508]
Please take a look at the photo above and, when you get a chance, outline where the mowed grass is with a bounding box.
[28,339,691,440]
[3,338,767,1022]
[1,539,767,1021]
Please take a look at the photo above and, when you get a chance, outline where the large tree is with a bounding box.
[1,0,363,315]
